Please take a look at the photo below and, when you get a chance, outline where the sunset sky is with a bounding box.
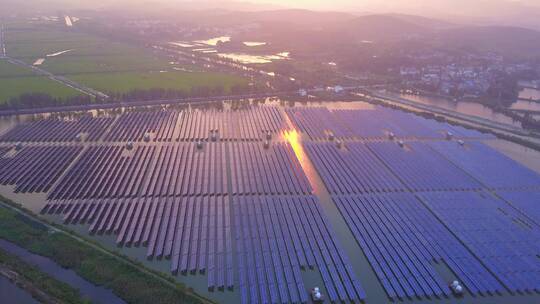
[251,0,539,10]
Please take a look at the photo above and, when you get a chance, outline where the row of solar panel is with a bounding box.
[307,140,540,193]
[235,196,365,304]
[0,107,286,143]
[430,141,540,189]
[0,116,114,142]
[286,107,493,141]
[174,107,285,142]
[0,146,82,193]
[418,191,540,294]
[105,111,175,142]
[46,142,308,200]
[43,195,366,303]
[229,142,312,195]
[48,143,228,200]
[334,193,503,300]
[43,196,233,290]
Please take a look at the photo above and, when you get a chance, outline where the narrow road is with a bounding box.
[0,24,6,58]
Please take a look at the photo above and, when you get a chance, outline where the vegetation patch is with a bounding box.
[1,23,251,108]
[0,248,88,304]
[0,60,81,103]
[69,71,249,95]
[0,198,211,304]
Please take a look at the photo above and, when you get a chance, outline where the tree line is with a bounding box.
[0,83,256,111]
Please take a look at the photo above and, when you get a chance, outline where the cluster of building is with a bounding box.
[399,54,537,98]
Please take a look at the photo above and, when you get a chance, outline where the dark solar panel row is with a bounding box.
[285,107,493,141]
[176,107,285,141]
[229,142,312,195]
[0,145,82,193]
[0,116,114,142]
[367,141,482,191]
[48,143,227,200]
[334,193,503,300]
[429,141,540,189]
[285,107,350,140]
[105,111,176,142]
[418,191,540,294]
[234,195,365,304]
[0,146,10,157]
[497,191,540,227]
[332,109,442,140]
[44,196,233,290]
[304,142,404,194]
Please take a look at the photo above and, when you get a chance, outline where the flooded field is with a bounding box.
[217,52,289,64]
[169,36,289,64]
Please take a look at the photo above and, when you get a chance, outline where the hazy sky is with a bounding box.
[251,0,539,11]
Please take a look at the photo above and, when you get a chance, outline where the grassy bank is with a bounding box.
[0,248,88,304]
[0,197,211,304]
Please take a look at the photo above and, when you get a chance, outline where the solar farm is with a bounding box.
[1,101,540,304]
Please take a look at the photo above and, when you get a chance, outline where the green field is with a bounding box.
[0,60,80,103]
[69,71,248,94]
[3,22,247,101]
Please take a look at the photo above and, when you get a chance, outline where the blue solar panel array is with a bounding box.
[332,109,442,139]
[285,107,493,141]
[105,111,177,142]
[49,143,228,200]
[0,145,82,193]
[418,191,540,294]
[8,103,540,303]
[177,107,285,141]
[367,141,482,191]
[45,196,233,290]
[0,116,114,142]
[334,193,503,299]
[305,142,405,194]
[0,146,10,157]
[234,195,365,304]
[429,141,540,189]
[497,191,540,227]
[230,142,312,195]
[285,107,351,140]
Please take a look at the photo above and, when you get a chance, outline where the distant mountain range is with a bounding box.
[3,0,540,60]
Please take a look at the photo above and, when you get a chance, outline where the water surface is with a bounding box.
[0,275,40,304]
[0,239,125,304]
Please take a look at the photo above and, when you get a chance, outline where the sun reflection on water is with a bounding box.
[283,129,319,193]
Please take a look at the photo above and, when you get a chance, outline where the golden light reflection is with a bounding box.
[283,129,319,193]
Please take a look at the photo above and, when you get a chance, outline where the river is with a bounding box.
[0,239,125,304]
[0,276,40,304]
